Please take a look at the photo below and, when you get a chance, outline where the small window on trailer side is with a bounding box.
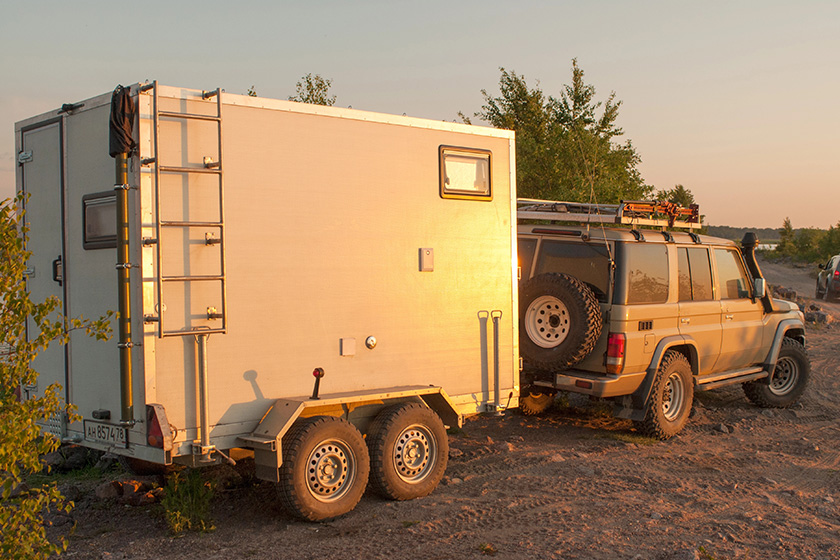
[82,192,117,249]
[439,146,491,200]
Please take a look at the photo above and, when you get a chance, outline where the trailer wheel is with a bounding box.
[519,387,556,416]
[278,416,370,521]
[519,273,602,370]
[367,403,448,501]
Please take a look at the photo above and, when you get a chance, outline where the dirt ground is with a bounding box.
[50,259,839,560]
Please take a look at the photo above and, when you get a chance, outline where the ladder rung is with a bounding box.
[162,328,226,338]
[162,275,224,282]
[158,111,221,123]
[159,166,221,175]
[160,221,223,228]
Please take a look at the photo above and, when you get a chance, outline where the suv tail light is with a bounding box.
[606,333,626,374]
[834,270,839,279]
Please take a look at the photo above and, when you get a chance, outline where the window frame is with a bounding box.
[438,145,492,201]
[82,191,117,250]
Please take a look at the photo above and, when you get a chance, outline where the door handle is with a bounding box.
[725,314,734,321]
[52,255,63,286]
[680,318,690,324]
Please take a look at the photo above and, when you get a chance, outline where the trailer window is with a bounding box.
[82,192,117,249]
[439,146,491,200]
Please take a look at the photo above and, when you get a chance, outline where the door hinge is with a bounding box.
[18,151,33,164]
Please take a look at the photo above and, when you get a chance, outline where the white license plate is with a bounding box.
[84,420,128,448]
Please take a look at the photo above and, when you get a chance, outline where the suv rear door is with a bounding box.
[676,246,721,372]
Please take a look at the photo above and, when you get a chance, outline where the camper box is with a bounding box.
[15,83,519,519]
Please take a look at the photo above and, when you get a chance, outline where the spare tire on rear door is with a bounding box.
[519,273,603,371]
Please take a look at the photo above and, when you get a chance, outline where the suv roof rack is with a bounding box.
[517,198,701,230]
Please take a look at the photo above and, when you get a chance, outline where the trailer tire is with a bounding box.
[367,403,448,501]
[743,338,810,408]
[520,273,602,370]
[519,387,556,416]
[277,416,370,521]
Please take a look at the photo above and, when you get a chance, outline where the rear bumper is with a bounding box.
[536,370,646,398]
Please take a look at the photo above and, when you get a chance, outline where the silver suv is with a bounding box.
[516,200,810,438]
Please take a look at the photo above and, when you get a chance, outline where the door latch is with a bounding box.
[52,256,63,286]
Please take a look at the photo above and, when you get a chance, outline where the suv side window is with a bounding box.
[518,238,537,279]
[678,247,713,301]
[625,243,669,304]
[534,239,612,302]
[714,248,752,299]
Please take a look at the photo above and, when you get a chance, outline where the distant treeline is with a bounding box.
[705,225,781,243]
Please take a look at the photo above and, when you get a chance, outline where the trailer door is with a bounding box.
[20,121,69,403]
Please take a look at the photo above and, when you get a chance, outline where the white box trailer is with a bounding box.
[15,82,519,520]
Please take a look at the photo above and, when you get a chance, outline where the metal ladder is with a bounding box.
[141,81,228,337]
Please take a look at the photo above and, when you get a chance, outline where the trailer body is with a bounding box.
[16,84,518,507]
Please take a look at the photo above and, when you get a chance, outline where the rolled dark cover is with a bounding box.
[109,85,136,158]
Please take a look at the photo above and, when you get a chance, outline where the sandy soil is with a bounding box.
[50,261,839,560]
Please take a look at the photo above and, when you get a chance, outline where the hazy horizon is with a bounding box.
[2,1,837,229]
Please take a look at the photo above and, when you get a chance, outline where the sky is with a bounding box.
[1,0,838,229]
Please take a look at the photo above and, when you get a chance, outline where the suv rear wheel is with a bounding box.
[637,350,693,439]
[519,273,602,371]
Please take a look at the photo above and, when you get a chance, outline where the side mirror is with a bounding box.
[754,278,766,299]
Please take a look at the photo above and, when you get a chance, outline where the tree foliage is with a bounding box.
[1,196,112,559]
[773,216,840,263]
[465,60,652,203]
[289,73,336,106]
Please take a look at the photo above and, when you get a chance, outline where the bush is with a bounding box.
[161,469,215,534]
[1,196,111,559]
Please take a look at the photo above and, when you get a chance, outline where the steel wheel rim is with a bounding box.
[393,424,437,484]
[306,438,356,503]
[770,356,799,395]
[662,372,685,421]
[525,295,570,349]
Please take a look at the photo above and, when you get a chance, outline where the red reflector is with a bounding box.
[313,367,325,378]
[147,406,163,448]
[834,270,839,278]
[575,380,593,389]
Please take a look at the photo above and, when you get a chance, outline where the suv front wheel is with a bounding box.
[519,273,602,371]
[637,350,693,439]
[743,338,809,407]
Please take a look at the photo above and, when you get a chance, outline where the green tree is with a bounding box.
[1,196,112,559]
[289,73,336,106]
[656,184,695,207]
[465,60,652,203]
[777,217,795,254]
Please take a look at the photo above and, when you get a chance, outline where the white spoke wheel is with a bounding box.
[278,416,369,521]
[519,273,602,371]
[525,295,571,348]
[638,350,693,439]
[743,338,810,408]
[662,371,687,422]
[368,403,448,501]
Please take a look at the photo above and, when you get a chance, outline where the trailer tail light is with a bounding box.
[147,405,164,448]
[606,333,626,374]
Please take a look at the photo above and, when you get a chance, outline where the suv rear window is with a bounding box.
[533,239,612,302]
[624,243,669,304]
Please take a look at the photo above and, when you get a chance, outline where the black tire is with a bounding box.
[743,338,810,408]
[519,387,556,416]
[519,273,602,371]
[367,403,448,501]
[815,280,824,299]
[278,416,370,521]
[636,351,693,439]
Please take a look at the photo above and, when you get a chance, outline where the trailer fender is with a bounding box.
[240,386,460,483]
